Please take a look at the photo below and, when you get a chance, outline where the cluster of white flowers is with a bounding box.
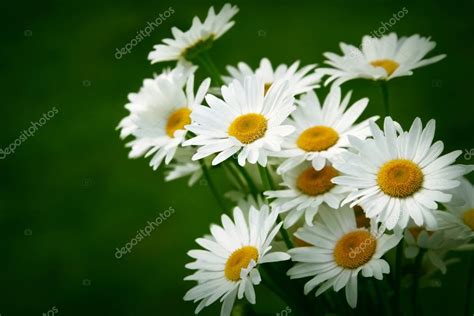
[117,4,473,315]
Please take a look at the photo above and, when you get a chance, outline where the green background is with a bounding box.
[1,0,473,315]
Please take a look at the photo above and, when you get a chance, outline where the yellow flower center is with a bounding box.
[463,209,474,231]
[353,205,370,228]
[296,166,338,196]
[370,59,400,76]
[228,113,268,144]
[264,82,272,95]
[377,159,424,198]
[334,230,376,269]
[224,246,259,281]
[166,108,191,138]
[296,126,339,152]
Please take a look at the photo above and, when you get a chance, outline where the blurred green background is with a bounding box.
[1,0,473,315]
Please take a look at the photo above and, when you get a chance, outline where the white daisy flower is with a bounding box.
[184,75,296,167]
[404,221,465,274]
[436,178,474,240]
[223,193,306,252]
[164,147,203,186]
[148,4,239,63]
[184,205,290,316]
[317,33,446,86]
[158,60,198,87]
[287,205,401,308]
[265,161,353,228]
[118,73,210,170]
[224,192,266,213]
[333,117,473,230]
[274,87,377,173]
[223,58,322,96]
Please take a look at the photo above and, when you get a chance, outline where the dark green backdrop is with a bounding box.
[1,0,473,315]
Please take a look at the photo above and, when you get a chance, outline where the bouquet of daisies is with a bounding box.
[118,4,474,316]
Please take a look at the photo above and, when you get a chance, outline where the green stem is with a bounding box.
[199,160,227,213]
[223,162,247,193]
[465,252,474,316]
[258,164,272,190]
[374,277,391,316]
[196,53,224,86]
[264,165,276,190]
[394,241,403,316]
[258,165,294,249]
[263,263,317,316]
[322,292,335,311]
[412,249,425,316]
[379,81,390,116]
[202,51,224,85]
[231,159,258,197]
[277,216,294,249]
[371,279,388,316]
[260,266,291,306]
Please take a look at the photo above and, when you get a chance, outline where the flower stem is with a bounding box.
[277,216,294,249]
[196,53,224,86]
[412,249,425,316]
[263,263,318,316]
[393,241,403,316]
[198,159,227,213]
[379,81,390,116]
[372,279,389,316]
[223,162,247,193]
[202,51,224,86]
[260,266,291,305]
[230,159,258,197]
[258,164,272,190]
[465,252,474,316]
[264,165,276,190]
[258,165,294,249]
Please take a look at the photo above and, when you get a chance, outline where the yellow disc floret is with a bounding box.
[296,166,338,196]
[228,113,268,144]
[377,159,424,198]
[296,126,339,152]
[334,230,376,269]
[225,246,259,281]
[166,108,191,138]
[370,59,400,76]
[463,209,474,231]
